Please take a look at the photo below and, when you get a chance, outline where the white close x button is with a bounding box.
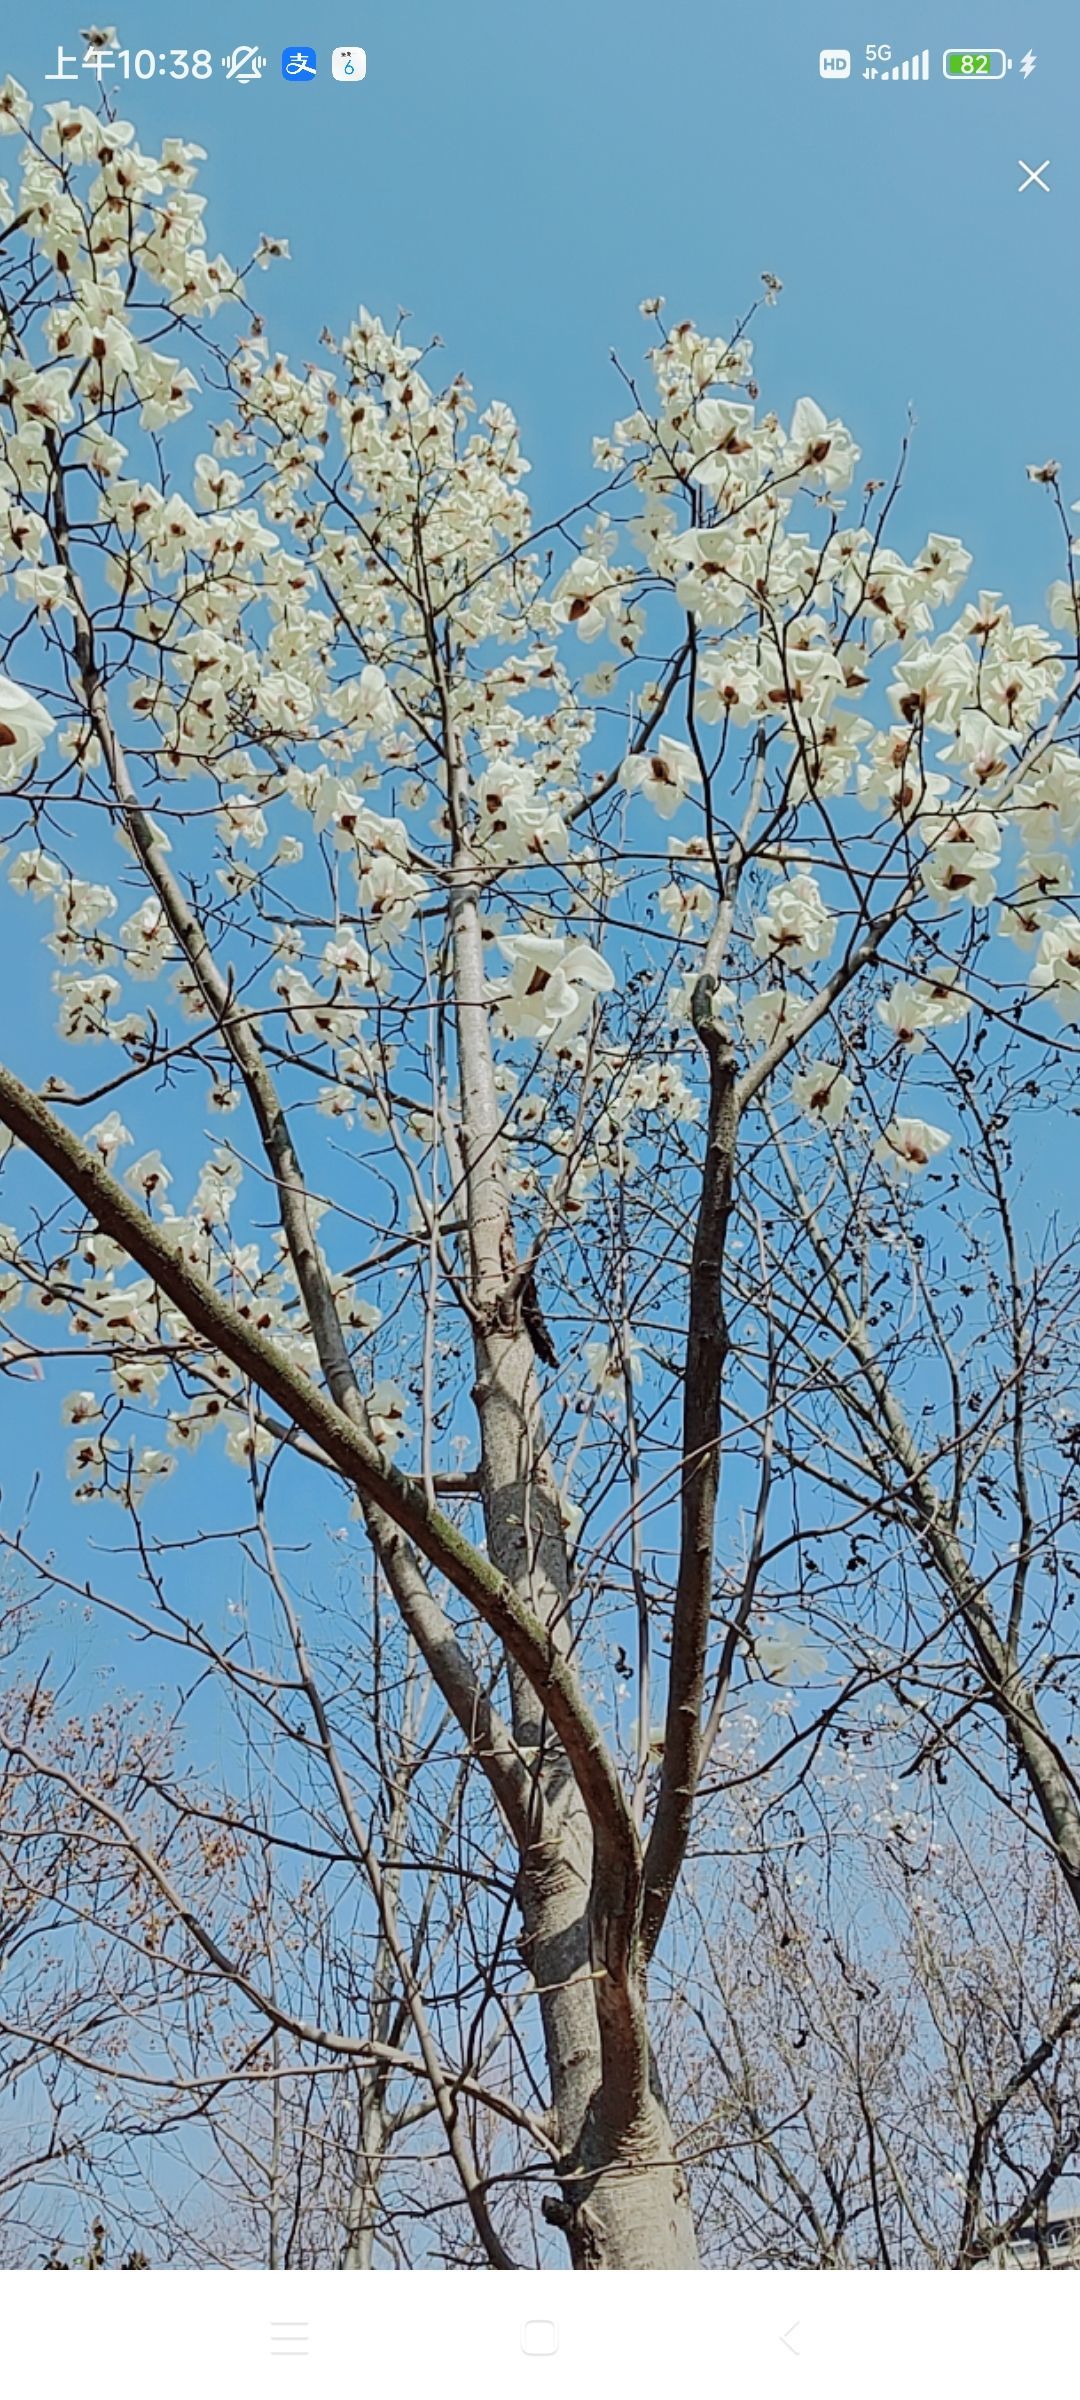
[1018,158,1050,192]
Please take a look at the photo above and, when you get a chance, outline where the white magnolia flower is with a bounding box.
[368,1380,407,1459]
[224,1417,275,1467]
[741,989,807,1049]
[912,533,972,607]
[112,1354,167,1401]
[999,854,1072,947]
[874,1116,951,1175]
[915,963,971,1027]
[137,352,198,431]
[858,962,962,1062]
[67,1432,111,1500]
[757,1627,828,1681]
[8,847,64,900]
[667,527,747,628]
[750,873,835,970]
[168,1394,228,1453]
[877,980,941,1052]
[121,896,174,980]
[621,737,701,820]
[886,644,976,736]
[193,452,244,510]
[920,808,1001,909]
[552,555,623,643]
[659,877,713,938]
[88,1110,132,1167]
[474,763,569,867]
[696,649,765,725]
[317,1084,357,1125]
[0,675,55,786]
[192,1149,241,1227]
[357,847,427,945]
[498,932,615,1047]
[585,1337,641,1395]
[1030,921,1080,1023]
[790,1062,854,1128]
[0,76,33,136]
[1016,752,1080,852]
[13,565,71,618]
[55,971,124,1043]
[132,1446,175,1495]
[56,877,117,933]
[216,793,268,850]
[788,396,859,490]
[125,1150,172,1201]
[1048,579,1080,637]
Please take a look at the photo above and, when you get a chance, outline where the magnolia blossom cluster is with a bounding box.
[2,80,1080,1511]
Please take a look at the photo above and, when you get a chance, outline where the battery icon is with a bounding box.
[943,48,1011,76]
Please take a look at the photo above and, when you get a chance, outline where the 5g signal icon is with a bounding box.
[879,47,931,79]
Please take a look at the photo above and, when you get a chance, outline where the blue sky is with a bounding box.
[2,0,1079,1660]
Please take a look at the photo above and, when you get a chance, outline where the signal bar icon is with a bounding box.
[880,47,931,80]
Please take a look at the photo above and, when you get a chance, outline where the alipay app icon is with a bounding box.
[281,47,317,79]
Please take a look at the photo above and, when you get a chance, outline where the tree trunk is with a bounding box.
[476,1314,698,2264]
[445,785,699,2266]
[521,1806,699,2267]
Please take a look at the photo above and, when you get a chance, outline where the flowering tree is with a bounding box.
[3,65,1080,2269]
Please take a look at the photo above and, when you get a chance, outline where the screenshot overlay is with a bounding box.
[0,3,1077,2384]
